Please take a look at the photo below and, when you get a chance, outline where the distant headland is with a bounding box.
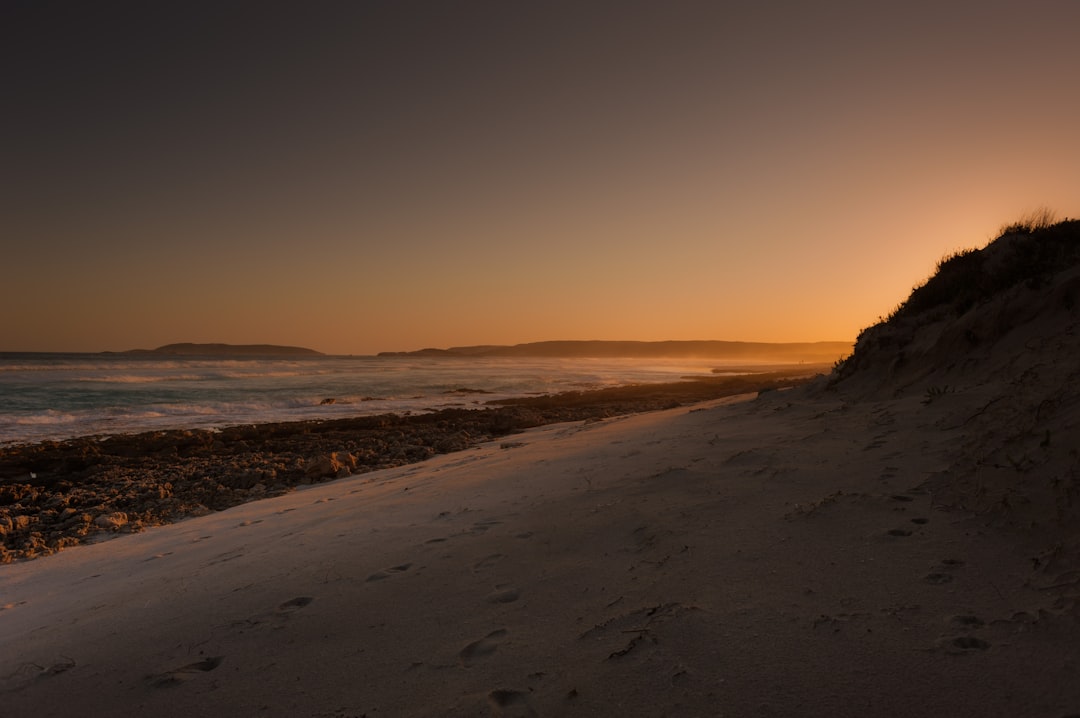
[117,343,324,357]
[379,340,852,362]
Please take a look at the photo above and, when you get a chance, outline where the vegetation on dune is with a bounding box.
[834,211,1080,379]
[891,211,1079,324]
[998,206,1061,236]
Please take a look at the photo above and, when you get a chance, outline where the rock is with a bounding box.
[304,456,338,479]
[435,431,472,453]
[0,484,36,506]
[333,451,357,472]
[221,471,265,490]
[94,512,128,530]
[22,532,47,554]
[304,451,357,480]
[320,398,336,405]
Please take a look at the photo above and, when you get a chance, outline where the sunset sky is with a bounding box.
[4,1,1079,355]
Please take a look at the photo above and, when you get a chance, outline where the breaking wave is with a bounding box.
[0,354,732,444]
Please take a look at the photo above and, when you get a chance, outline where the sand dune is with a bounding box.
[4,220,1080,716]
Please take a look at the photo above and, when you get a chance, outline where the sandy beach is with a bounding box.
[3,373,1079,716]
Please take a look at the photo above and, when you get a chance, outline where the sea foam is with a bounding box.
[0,354,731,444]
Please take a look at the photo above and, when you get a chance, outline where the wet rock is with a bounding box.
[0,484,35,506]
[333,451,357,472]
[435,431,472,453]
[304,451,357,480]
[221,471,265,490]
[305,455,344,479]
[94,512,129,530]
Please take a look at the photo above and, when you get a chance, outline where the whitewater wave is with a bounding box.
[7,410,80,426]
[0,354,733,444]
[72,374,207,384]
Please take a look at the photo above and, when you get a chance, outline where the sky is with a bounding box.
[4,1,1079,355]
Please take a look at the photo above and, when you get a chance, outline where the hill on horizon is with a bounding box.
[380,339,851,362]
[123,343,324,357]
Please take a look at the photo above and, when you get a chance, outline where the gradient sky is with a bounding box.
[4,1,1079,355]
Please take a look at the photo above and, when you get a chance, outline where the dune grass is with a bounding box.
[833,212,1079,379]
[882,213,1079,326]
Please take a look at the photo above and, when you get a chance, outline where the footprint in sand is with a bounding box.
[460,629,508,666]
[228,597,314,633]
[932,615,992,653]
[948,615,985,629]
[277,596,314,612]
[473,554,505,572]
[1008,611,1038,624]
[486,586,521,604]
[925,558,965,584]
[938,636,991,653]
[469,520,503,535]
[366,563,413,582]
[147,656,224,687]
[488,688,537,717]
[207,549,246,567]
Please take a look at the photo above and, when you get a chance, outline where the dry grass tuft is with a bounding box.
[999,206,1059,236]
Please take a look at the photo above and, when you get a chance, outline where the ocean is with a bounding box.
[0,353,736,445]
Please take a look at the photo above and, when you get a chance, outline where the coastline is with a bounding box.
[0,369,826,564]
[0,353,819,446]
[3,368,1078,716]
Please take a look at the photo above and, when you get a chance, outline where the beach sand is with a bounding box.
[4,375,1079,716]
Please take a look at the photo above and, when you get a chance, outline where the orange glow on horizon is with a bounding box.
[4,4,1079,354]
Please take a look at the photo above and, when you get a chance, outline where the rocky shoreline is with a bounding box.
[0,370,823,563]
